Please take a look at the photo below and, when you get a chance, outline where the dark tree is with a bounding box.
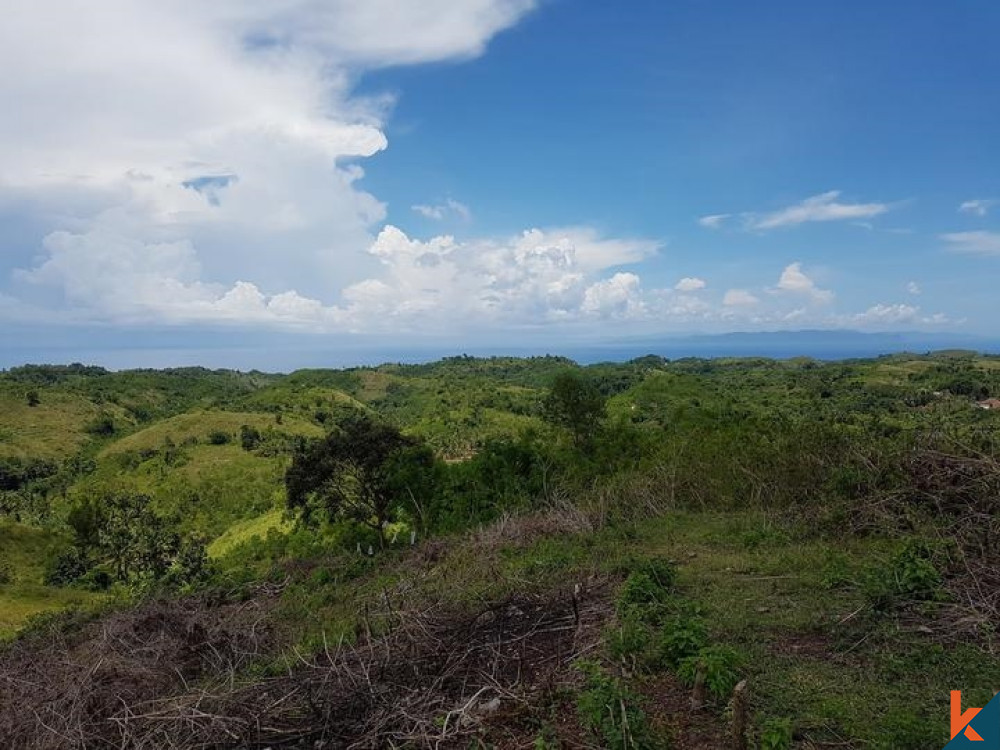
[285,414,429,547]
[542,371,606,448]
[26,390,40,407]
[239,424,262,451]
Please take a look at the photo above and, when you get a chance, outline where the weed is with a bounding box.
[655,614,707,668]
[617,558,677,615]
[677,646,742,701]
[864,539,946,611]
[575,660,656,750]
[759,717,793,750]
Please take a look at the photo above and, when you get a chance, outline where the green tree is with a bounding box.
[26,390,40,407]
[286,414,434,547]
[542,371,606,448]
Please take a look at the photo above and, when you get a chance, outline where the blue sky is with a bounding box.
[1,1,998,367]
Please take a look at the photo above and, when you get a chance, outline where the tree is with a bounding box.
[26,390,40,407]
[542,371,606,448]
[239,424,262,451]
[286,414,432,547]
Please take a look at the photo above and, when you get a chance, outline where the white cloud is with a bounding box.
[853,303,919,326]
[959,199,997,217]
[412,198,472,221]
[773,262,834,304]
[1,1,535,317]
[906,281,921,295]
[581,273,644,319]
[747,191,889,231]
[697,214,730,229]
[941,231,1000,256]
[674,277,706,292]
[723,289,759,307]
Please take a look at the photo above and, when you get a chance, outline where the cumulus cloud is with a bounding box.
[941,231,1000,256]
[906,281,921,295]
[1,0,535,318]
[674,277,706,292]
[854,303,918,325]
[959,199,997,217]
[412,199,472,221]
[772,262,834,304]
[723,289,759,307]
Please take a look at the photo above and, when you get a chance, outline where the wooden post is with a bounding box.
[729,679,749,750]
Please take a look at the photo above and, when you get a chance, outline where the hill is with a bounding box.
[1,352,999,747]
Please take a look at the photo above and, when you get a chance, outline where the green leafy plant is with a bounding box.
[759,717,793,750]
[617,558,677,615]
[655,614,707,668]
[677,646,742,700]
[575,660,654,750]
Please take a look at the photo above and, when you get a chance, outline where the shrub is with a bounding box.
[617,558,677,616]
[44,546,91,586]
[865,539,945,611]
[239,424,262,451]
[655,614,708,668]
[607,616,651,665]
[207,430,232,445]
[677,646,742,700]
[85,413,116,437]
[759,717,794,750]
[575,660,654,750]
[26,390,40,407]
[0,555,14,585]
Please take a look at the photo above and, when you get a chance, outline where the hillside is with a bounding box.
[1,353,999,748]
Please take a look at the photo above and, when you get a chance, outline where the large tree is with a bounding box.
[542,371,606,448]
[285,414,434,547]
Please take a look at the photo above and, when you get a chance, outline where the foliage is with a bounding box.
[207,430,231,445]
[575,660,655,750]
[677,646,742,700]
[617,559,677,615]
[286,414,437,546]
[542,370,606,447]
[864,538,946,612]
[759,717,794,750]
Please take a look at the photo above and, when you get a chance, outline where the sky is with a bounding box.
[1,1,999,367]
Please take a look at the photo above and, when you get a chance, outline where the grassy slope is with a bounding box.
[0,521,96,638]
[232,505,995,748]
[98,409,322,456]
[0,389,105,460]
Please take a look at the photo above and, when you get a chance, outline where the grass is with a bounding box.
[634,511,999,748]
[0,520,97,638]
[208,508,291,559]
[0,389,109,460]
[99,409,323,456]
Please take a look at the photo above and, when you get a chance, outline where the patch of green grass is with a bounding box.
[633,510,998,748]
[99,409,322,456]
[209,509,292,558]
[0,520,99,638]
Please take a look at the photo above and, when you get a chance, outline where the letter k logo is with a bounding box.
[953,691,985,741]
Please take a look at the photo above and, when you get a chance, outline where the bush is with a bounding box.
[575,660,654,750]
[44,546,91,586]
[617,558,677,615]
[85,413,117,437]
[677,646,742,700]
[0,555,14,585]
[207,430,232,445]
[655,614,708,668]
[865,539,945,611]
[759,717,793,750]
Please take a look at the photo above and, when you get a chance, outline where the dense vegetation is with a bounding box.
[1,351,998,748]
